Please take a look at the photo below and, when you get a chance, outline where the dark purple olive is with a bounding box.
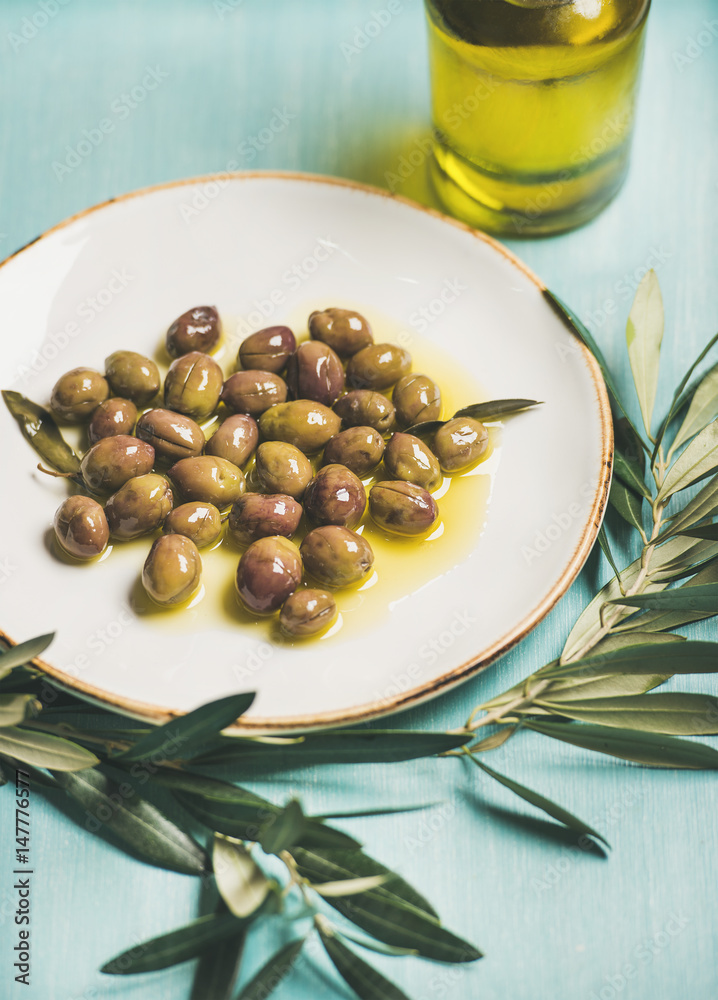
[221,370,287,417]
[166,305,221,358]
[238,326,296,373]
[228,494,303,545]
[87,398,138,445]
[205,414,259,467]
[235,536,303,614]
[286,341,345,406]
[303,465,366,529]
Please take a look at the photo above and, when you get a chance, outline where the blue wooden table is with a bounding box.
[1,1,717,997]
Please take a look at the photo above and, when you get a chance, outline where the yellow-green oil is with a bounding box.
[426,0,651,235]
[113,307,500,646]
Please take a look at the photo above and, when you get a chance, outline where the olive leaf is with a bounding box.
[335,929,418,957]
[258,798,307,854]
[652,331,718,461]
[213,836,272,918]
[311,875,388,897]
[606,585,718,615]
[526,719,718,769]
[659,471,718,539]
[292,848,480,962]
[609,477,645,534]
[535,693,718,735]
[313,803,435,820]
[658,422,718,500]
[101,912,247,974]
[0,632,54,680]
[0,694,36,727]
[192,729,472,770]
[190,903,247,1000]
[290,846,438,919]
[236,938,306,1000]
[452,398,542,420]
[0,727,98,770]
[2,390,82,474]
[115,691,255,763]
[613,418,650,498]
[547,639,718,680]
[669,363,718,457]
[679,523,718,541]
[52,767,208,875]
[612,560,718,633]
[597,525,625,586]
[319,928,412,1000]
[543,289,646,447]
[625,270,664,437]
[468,756,609,847]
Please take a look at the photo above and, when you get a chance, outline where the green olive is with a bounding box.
[258,400,341,454]
[142,535,202,606]
[333,390,395,433]
[166,305,221,358]
[286,341,345,406]
[205,414,258,467]
[105,351,161,406]
[164,502,222,548]
[53,496,109,559]
[347,344,412,390]
[279,589,337,638]
[105,474,174,540]
[221,371,287,417]
[369,481,439,536]
[303,465,366,529]
[50,368,109,422]
[308,308,373,358]
[228,494,303,545]
[136,408,205,462]
[300,526,374,589]
[384,432,442,491]
[235,536,303,614]
[164,351,223,421]
[169,456,246,508]
[255,441,313,499]
[393,374,442,428]
[87,398,138,445]
[323,426,385,477]
[80,435,155,494]
[238,326,296,373]
[433,417,489,472]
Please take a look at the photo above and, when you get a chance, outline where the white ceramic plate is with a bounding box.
[0,173,611,732]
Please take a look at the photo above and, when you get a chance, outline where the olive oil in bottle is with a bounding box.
[425,0,651,235]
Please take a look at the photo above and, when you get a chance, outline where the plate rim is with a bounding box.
[0,170,613,733]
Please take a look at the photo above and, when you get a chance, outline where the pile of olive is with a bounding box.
[48,305,489,639]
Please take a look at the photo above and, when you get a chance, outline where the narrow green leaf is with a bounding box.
[0,633,55,679]
[190,902,247,1000]
[2,390,82,473]
[597,525,625,587]
[312,875,388,897]
[314,803,434,821]
[469,756,609,847]
[52,768,208,875]
[0,754,59,788]
[336,929,418,957]
[660,472,718,539]
[452,398,542,420]
[536,693,718,735]
[402,419,445,440]
[0,694,35,727]
[612,560,718,633]
[0,727,98,770]
[613,450,650,498]
[214,836,271,918]
[653,331,718,462]
[607,585,718,614]
[658,422,718,500]
[548,639,718,680]
[626,270,664,436]
[291,848,438,918]
[591,631,685,654]
[470,726,518,751]
[259,798,306,854]
[614,418,650,498]
[679,523,718,541]
[526,719,718,769]
[670,362,718,455]
[319,929,413,1000]
[101,912,246,974]
[192,729,472,770]
[236,939,305,1000]
[0,762,7,786]
[609,477,645,533]
[115,692,255,763]
[292,849,479,963]
[543,289,646,446]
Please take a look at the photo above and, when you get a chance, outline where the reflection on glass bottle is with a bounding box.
[425,0,652,236]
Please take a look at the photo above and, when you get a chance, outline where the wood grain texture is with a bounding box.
[0,0,717,997]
